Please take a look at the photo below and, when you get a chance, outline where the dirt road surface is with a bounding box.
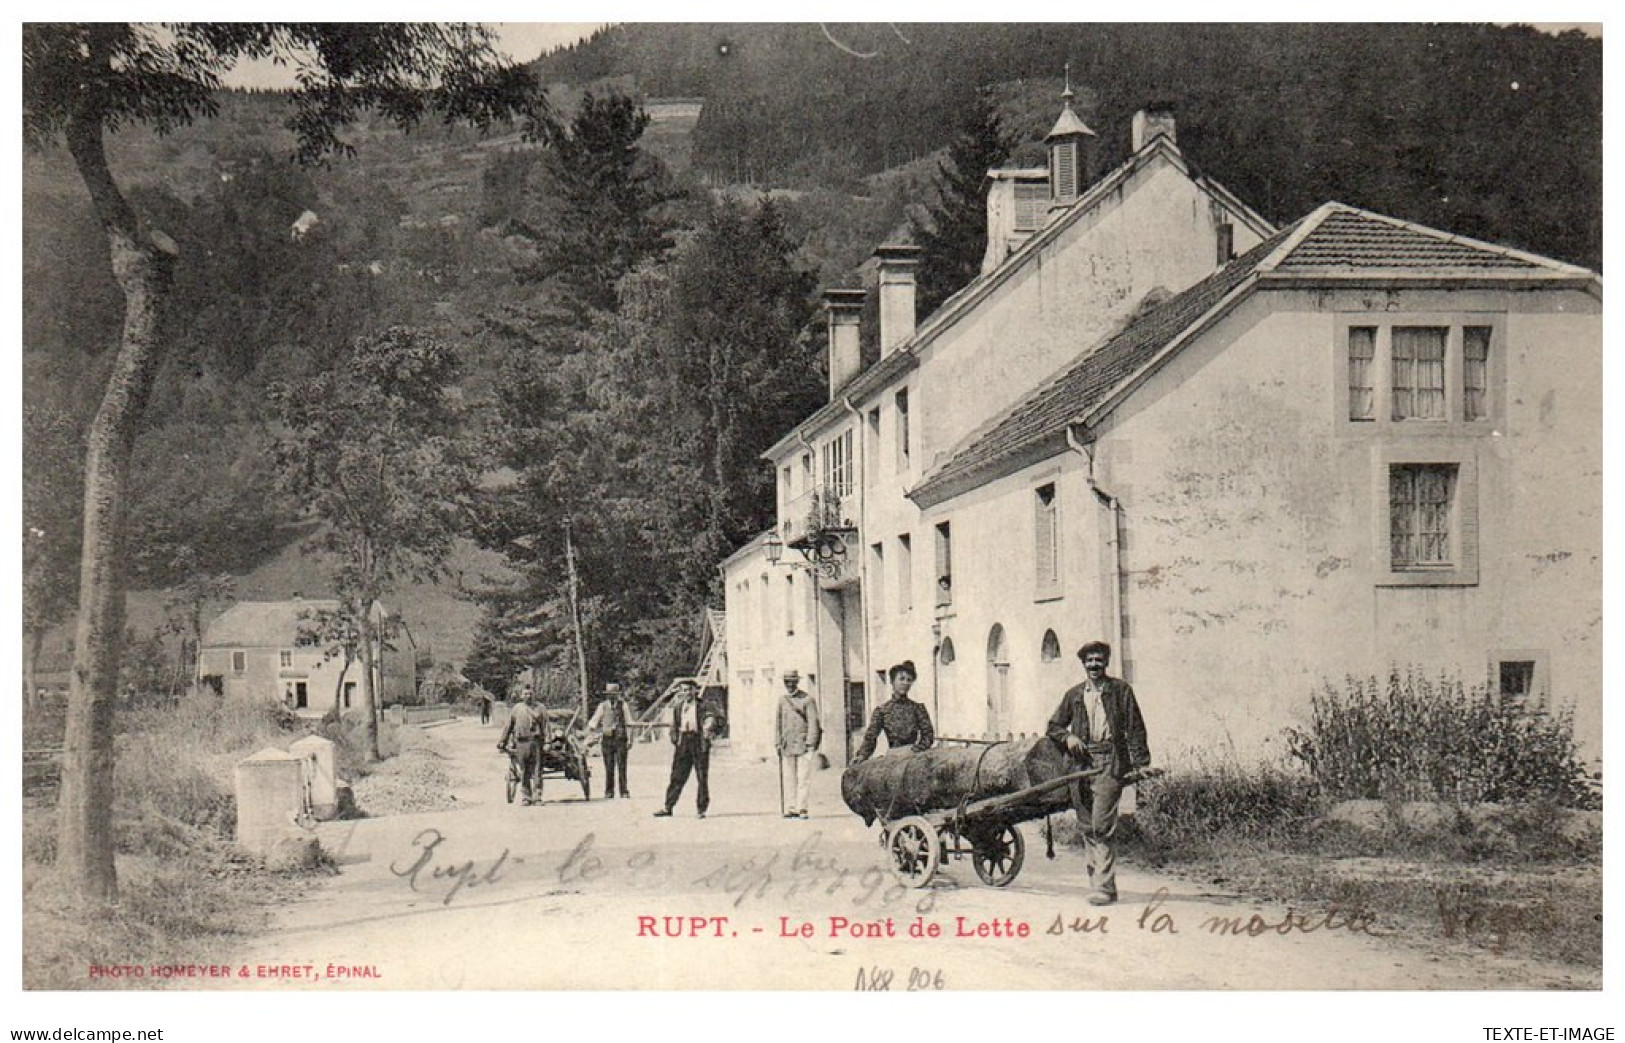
[207,718,1599,991]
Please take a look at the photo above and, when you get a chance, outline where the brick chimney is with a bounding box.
[1132,105,1178,152]
[874,244,921,356]
[824,288,866,399]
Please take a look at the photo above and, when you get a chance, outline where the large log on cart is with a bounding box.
[841,736,1076,826]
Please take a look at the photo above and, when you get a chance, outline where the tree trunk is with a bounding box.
[56,106,177,903]
[360,607,381,761]
[24,627,44,706]
[332,656,353,717]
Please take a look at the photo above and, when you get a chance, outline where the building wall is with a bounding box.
[914,159,1265,468]
[914,284,1600,765]
[1094,286,1602,763]
[904,458,1113,741]
[842,159,1266,739]
[197,645,350,713]
[721,539,822,761]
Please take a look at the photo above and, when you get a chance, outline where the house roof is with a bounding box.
[201,599,341,648]
[910,202,1599,507]
[1046,100,1096,140]
[762,135,1273,463]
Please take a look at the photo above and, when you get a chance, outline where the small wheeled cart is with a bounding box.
[503,709,593,803]
[877,766,1105,888]
[847,736,1158,888]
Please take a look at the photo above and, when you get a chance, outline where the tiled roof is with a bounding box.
[762,137,1273,463]
[1275,205,1543,272]
[912,225,1300,504]
[201,600,341,648]
[911,202,1595,506]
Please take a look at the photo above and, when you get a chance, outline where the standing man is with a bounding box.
[653,680,722,819]
[775,670,821,819]
[479,688,493,726]
[853,661,934,763]
[587,681,633,799]
[1045,641,1151,907]
[498,684,549,805]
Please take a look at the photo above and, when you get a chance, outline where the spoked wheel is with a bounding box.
[886,816,941,889]
[505,759,519,804]
[579,760,592,800]
[971,823,1026,887]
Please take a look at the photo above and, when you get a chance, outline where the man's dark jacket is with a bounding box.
[1045,677,1151,780]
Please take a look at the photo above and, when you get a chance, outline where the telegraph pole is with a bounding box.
[563,519,590,723]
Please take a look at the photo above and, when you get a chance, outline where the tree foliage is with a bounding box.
[913,86,1020,319]
[22,21,546,901]
[271,327,480,758]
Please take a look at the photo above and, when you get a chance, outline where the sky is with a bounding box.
[219,22,609,90]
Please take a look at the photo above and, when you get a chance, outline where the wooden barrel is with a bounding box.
[840,735,1076,826]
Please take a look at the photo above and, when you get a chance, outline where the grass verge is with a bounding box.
[22,694,396,990]
[1116,764,1601,971]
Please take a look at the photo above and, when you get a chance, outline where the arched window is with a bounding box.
[1041,629,1061,663]
[986,624,1011,737]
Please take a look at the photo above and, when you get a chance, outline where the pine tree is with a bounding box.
[914,87,1023,319]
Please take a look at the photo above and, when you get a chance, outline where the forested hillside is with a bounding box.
[540,22,1601,269]
[22,22,1601,695]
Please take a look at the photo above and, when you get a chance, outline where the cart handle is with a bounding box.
[950,766,1108,825]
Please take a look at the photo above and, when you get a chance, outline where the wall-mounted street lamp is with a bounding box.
[763,528,851,579]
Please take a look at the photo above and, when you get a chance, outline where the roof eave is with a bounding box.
[1261,270,1602,297]
[909,430,1072,510]
[759,350,919,462]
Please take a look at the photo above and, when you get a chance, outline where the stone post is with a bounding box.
[234,748,304,858]
[290,734,338,820]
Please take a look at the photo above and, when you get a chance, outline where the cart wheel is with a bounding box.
[505,761,518,805]
[887,816,941,889]
[971,824,1026,887]
[580,760,592,800]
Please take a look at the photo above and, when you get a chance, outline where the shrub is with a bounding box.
[1285,670,1597,808]
[1129,761,1324,861]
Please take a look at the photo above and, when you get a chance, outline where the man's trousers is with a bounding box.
[662,734,710,814]
[600,734,630,797]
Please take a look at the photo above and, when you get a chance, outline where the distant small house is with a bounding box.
[290,209,320,240]
[197,597,418,717]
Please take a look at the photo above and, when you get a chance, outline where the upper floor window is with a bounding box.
[823,430,853,497]
[869,542,885,616]
[1340,317,1501,428]
[895,389,911,470]
[232,651,246,675]
[934,521,953,608]
[897,534,913,612]
[1034,483,1060,595]
[1391,327,1446,421]
[1463,326,1491,422]
[279,650,293,669]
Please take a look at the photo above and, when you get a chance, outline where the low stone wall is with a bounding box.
[1325,799,1601,844]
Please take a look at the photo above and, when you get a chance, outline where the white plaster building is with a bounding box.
[721,98,1601,768]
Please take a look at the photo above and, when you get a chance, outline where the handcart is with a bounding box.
[849,737,1157,888]
[503,708,593,802]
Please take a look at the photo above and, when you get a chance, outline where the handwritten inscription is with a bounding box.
[389,828,511,905]
[855,966,945,991]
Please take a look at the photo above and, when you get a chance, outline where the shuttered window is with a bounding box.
[898,534,913,612]
[1034,483,1059,592]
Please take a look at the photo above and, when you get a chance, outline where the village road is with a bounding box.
[206,717,1598,991]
